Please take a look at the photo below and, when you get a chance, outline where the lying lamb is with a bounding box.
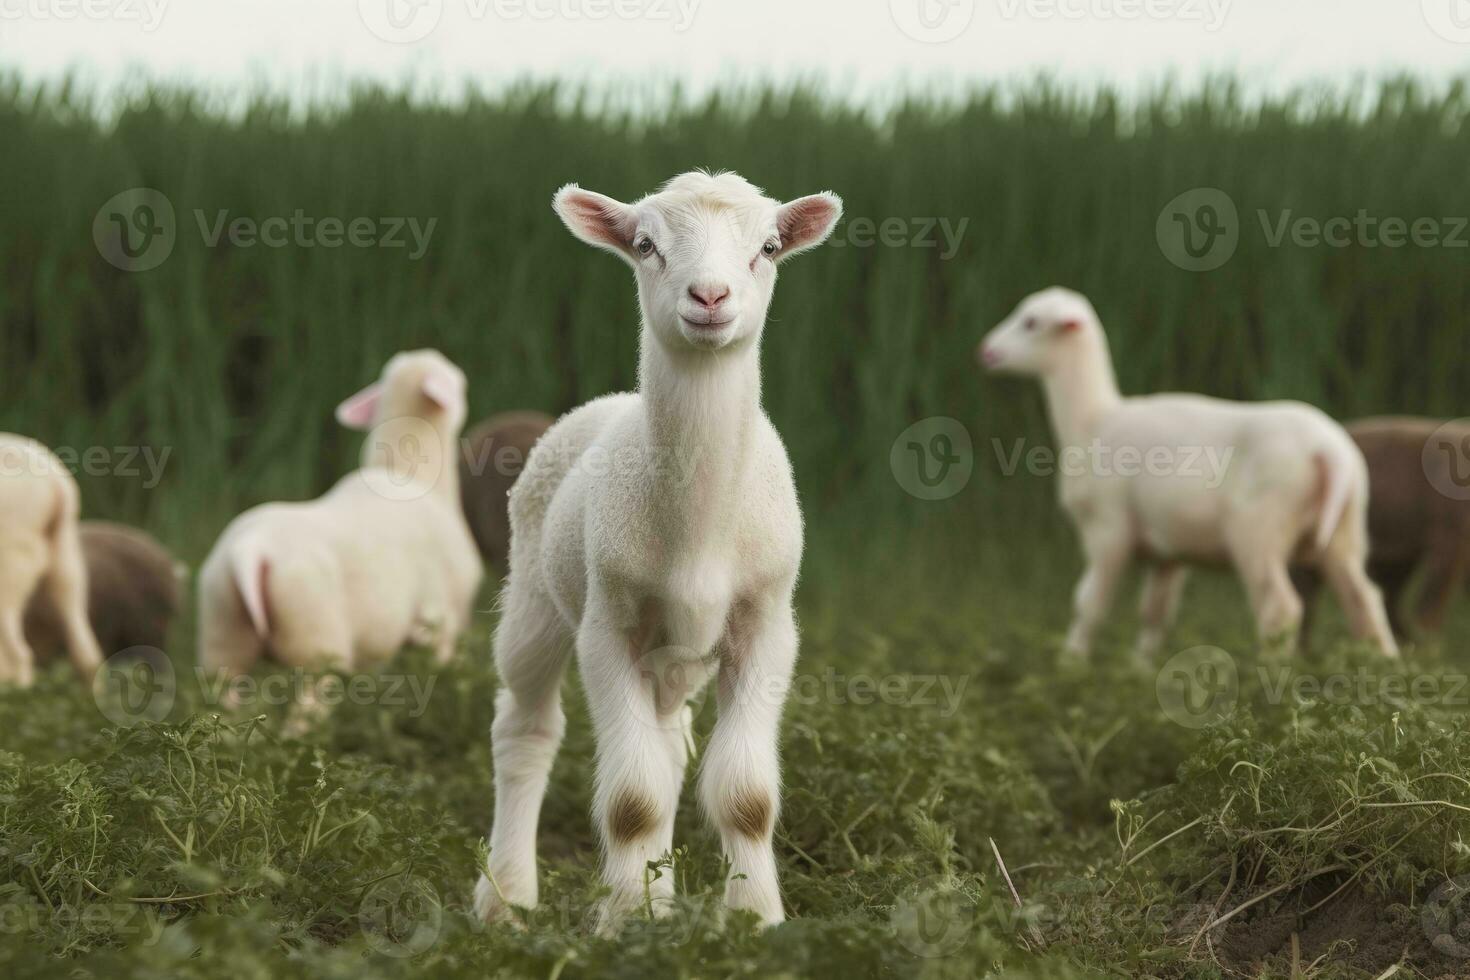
[25,521,183,660]
[978,287,1397,657]
[197,350,482,684]
[0,434,104,686]
[475,171,842,931]
[1295,416,1470,641]
[459,411,554,570]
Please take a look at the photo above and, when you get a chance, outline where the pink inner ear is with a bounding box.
[335,382,383,430]
[777,194,842,252]
[557,188,635,251]
[421,372,460,412]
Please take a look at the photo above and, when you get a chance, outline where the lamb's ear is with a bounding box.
[421,371,462,414]
[335,382,383,431]
[553,184,638,260]
[775,192,843,261]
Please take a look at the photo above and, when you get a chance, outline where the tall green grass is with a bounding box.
[2,75,1468,558]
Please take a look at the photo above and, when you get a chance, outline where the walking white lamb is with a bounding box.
[197,350,482,684]
[0,435,104,686]
[473,171,842,931]
[978,287,1397,658]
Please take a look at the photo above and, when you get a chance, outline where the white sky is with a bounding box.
[1,0,1467,103]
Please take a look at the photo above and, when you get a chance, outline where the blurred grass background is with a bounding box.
[2,74,1468,570]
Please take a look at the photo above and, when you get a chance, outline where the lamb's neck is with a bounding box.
[638,332,761,545]
[362,421,461,507]
[1042,340,1123,449]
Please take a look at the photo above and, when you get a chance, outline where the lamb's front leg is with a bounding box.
[578,608,686,933]
[1064,524,1132,659]
[700,592,796,926]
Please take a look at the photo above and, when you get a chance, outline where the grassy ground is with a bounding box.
[2,546,1468,980]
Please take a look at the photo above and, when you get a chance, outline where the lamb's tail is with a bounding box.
[1312,442,1355,553]
[229,533,272,637]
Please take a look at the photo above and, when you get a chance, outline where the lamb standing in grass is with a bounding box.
[197,350,482,682]
[459,411,553,571]
[978,287,1397,657]
[474,172,841,930]
[0,435,104,687]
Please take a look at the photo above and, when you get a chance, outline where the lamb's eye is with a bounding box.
[1024,317,1038,331]
[637,237,655,256]
[762,240,778,257]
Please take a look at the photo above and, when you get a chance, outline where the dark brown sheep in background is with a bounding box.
[25,521,184,659]
[459,411,554,571]
[1296,416,1470,642]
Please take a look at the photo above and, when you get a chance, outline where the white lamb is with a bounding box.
[197,350,483,683]
[0,435,104,686]
[473,171,842,931]
[978,287,1397,658]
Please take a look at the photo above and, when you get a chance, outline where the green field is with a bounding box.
[2,76,1470,978]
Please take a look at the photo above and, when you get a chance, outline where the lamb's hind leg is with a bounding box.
[475,582,572,923]
[1321,541,1398,657]
[700,592,797,926]
[43,517,104,682]
[1226,527,1302,652]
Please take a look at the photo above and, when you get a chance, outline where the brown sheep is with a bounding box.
[1296,416,1470,642]
[458,411,554,570]
[25,521,183,661]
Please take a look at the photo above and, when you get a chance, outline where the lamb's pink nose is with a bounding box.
[980,345,1002,367]
[688,284,731,309]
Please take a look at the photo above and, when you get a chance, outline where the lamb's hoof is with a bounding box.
[473,874,528,928]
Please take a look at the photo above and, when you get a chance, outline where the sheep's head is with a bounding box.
[335,349,468,433]
[553,171,841,352]
[978,287,1103,377]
